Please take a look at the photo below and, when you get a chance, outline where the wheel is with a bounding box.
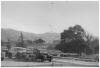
[48,59,52,62]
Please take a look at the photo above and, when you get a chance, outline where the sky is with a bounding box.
[1,1,99,36]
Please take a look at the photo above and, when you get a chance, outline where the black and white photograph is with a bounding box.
[1,1,99,67]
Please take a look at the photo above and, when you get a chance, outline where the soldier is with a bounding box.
[1,52,5,61]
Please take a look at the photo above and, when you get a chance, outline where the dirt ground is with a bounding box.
[1,58,99,67]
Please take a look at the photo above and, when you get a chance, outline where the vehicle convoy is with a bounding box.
[15,47,53,62]
[21,52,53,62]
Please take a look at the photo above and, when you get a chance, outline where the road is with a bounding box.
[1,58,99,67]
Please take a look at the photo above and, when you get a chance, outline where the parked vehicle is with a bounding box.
[15,48,53,62]
[22,52,53,62]
[23,52,37,61]
[41,53,53,62]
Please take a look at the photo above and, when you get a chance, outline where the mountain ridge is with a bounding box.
[1,28,60,43]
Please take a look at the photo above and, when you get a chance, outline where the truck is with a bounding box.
[15,47,53,62]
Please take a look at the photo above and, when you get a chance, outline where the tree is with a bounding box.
[55,25,99,55]
[16,32,25,47]
[90,38,99,54]
[33,39,45,44]
[61,25,85,43]
[55,25,90,55]
[84,32,99,54]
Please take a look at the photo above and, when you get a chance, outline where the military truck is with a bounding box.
[41,53,53,62]
[14,47,53,62]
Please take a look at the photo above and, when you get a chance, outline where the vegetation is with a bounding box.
[16,32,25,47]
[55,25,99,55]
[33,39,45,44]
[1,25,99,58]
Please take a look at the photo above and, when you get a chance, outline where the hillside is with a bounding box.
[1,28,60,43]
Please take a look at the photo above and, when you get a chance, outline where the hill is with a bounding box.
[1,28,60,43]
